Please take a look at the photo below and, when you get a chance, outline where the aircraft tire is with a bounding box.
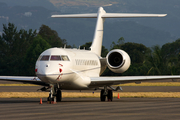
[107,90,113,101]
[47,97,54,103]
[100,90,106,101]
[56,89,62,102]
[47,93,54,103]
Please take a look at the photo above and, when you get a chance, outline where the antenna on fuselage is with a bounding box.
[64,44,66,49]
[51,7,167,56]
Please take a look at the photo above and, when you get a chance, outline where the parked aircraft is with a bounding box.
[1,7,180,102]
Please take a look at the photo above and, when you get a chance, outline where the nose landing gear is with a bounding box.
[47,84,62,103]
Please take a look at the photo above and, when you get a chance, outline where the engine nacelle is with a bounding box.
[106,49,131,73]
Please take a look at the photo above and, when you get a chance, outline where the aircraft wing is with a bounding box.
[89,76,180,87]
[0,76,48,86]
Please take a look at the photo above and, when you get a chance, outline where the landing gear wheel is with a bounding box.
[56,89,62,102]
[100,90,106,101]
[47,94,54,103]
[107,90,113,101]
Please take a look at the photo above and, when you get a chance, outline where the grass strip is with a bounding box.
[0,84,39,86]
[0,92,180,98]
[1,82,180,86]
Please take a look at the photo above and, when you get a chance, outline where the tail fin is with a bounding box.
[90,7,106,57]
[52,7,167,56]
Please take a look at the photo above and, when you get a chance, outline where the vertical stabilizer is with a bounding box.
[51,7,167,57]
[90,7,106,56]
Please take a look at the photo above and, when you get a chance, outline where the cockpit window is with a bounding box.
[40,55,50,61]
[39,55,69,61]
[50,55,61,61]
[61,55,70,61]
[37,56,42,61]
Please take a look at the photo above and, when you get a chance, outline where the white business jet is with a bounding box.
[1,7,180,102]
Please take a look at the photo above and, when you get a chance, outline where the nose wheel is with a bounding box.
[47,84,62,103]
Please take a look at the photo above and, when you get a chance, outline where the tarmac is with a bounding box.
[0,86,180,92]
[1,79,180,93]
[0,80,180,120]
[0,98,180,120]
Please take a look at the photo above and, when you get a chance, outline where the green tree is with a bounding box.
[161,39,180,59]
[24,35,51,75]
[146,45,164,75]
[0,23,36,75]
[38,24,69,48]
[80,42,92,50]
[80,42,108,57]
[107,37,150,76]
[161,39,180,75]
[110,37,125,50]
[146,39,180,75]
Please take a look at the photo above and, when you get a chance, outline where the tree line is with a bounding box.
[0,23,180,76]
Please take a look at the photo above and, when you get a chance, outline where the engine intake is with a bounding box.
[106,49,131,73]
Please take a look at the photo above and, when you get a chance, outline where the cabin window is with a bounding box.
[40,55,50,61]
[50,55,61,61]
[75,59,98,66]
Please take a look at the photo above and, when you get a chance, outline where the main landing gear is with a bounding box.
[100,86,113,101]
[47,84,62,103]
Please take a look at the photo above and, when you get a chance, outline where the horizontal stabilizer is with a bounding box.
[51,13,97,18]
[51,13,167,18]
[102,13,167,18]
[51,7,167,56]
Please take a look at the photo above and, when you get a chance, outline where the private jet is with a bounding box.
[1,7,180,102]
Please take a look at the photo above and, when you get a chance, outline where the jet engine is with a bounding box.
[106,49,131,73]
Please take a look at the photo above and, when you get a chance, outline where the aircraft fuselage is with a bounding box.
[35,47,103,90]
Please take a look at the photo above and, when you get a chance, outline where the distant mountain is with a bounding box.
[51,0,180,39]
[0,0,179,48]
[0,0,57,10]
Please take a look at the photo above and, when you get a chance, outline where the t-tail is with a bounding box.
[51,7,167,56]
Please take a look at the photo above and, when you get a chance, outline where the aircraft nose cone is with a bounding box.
[37,63,60,83]
[38,64,51,75]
